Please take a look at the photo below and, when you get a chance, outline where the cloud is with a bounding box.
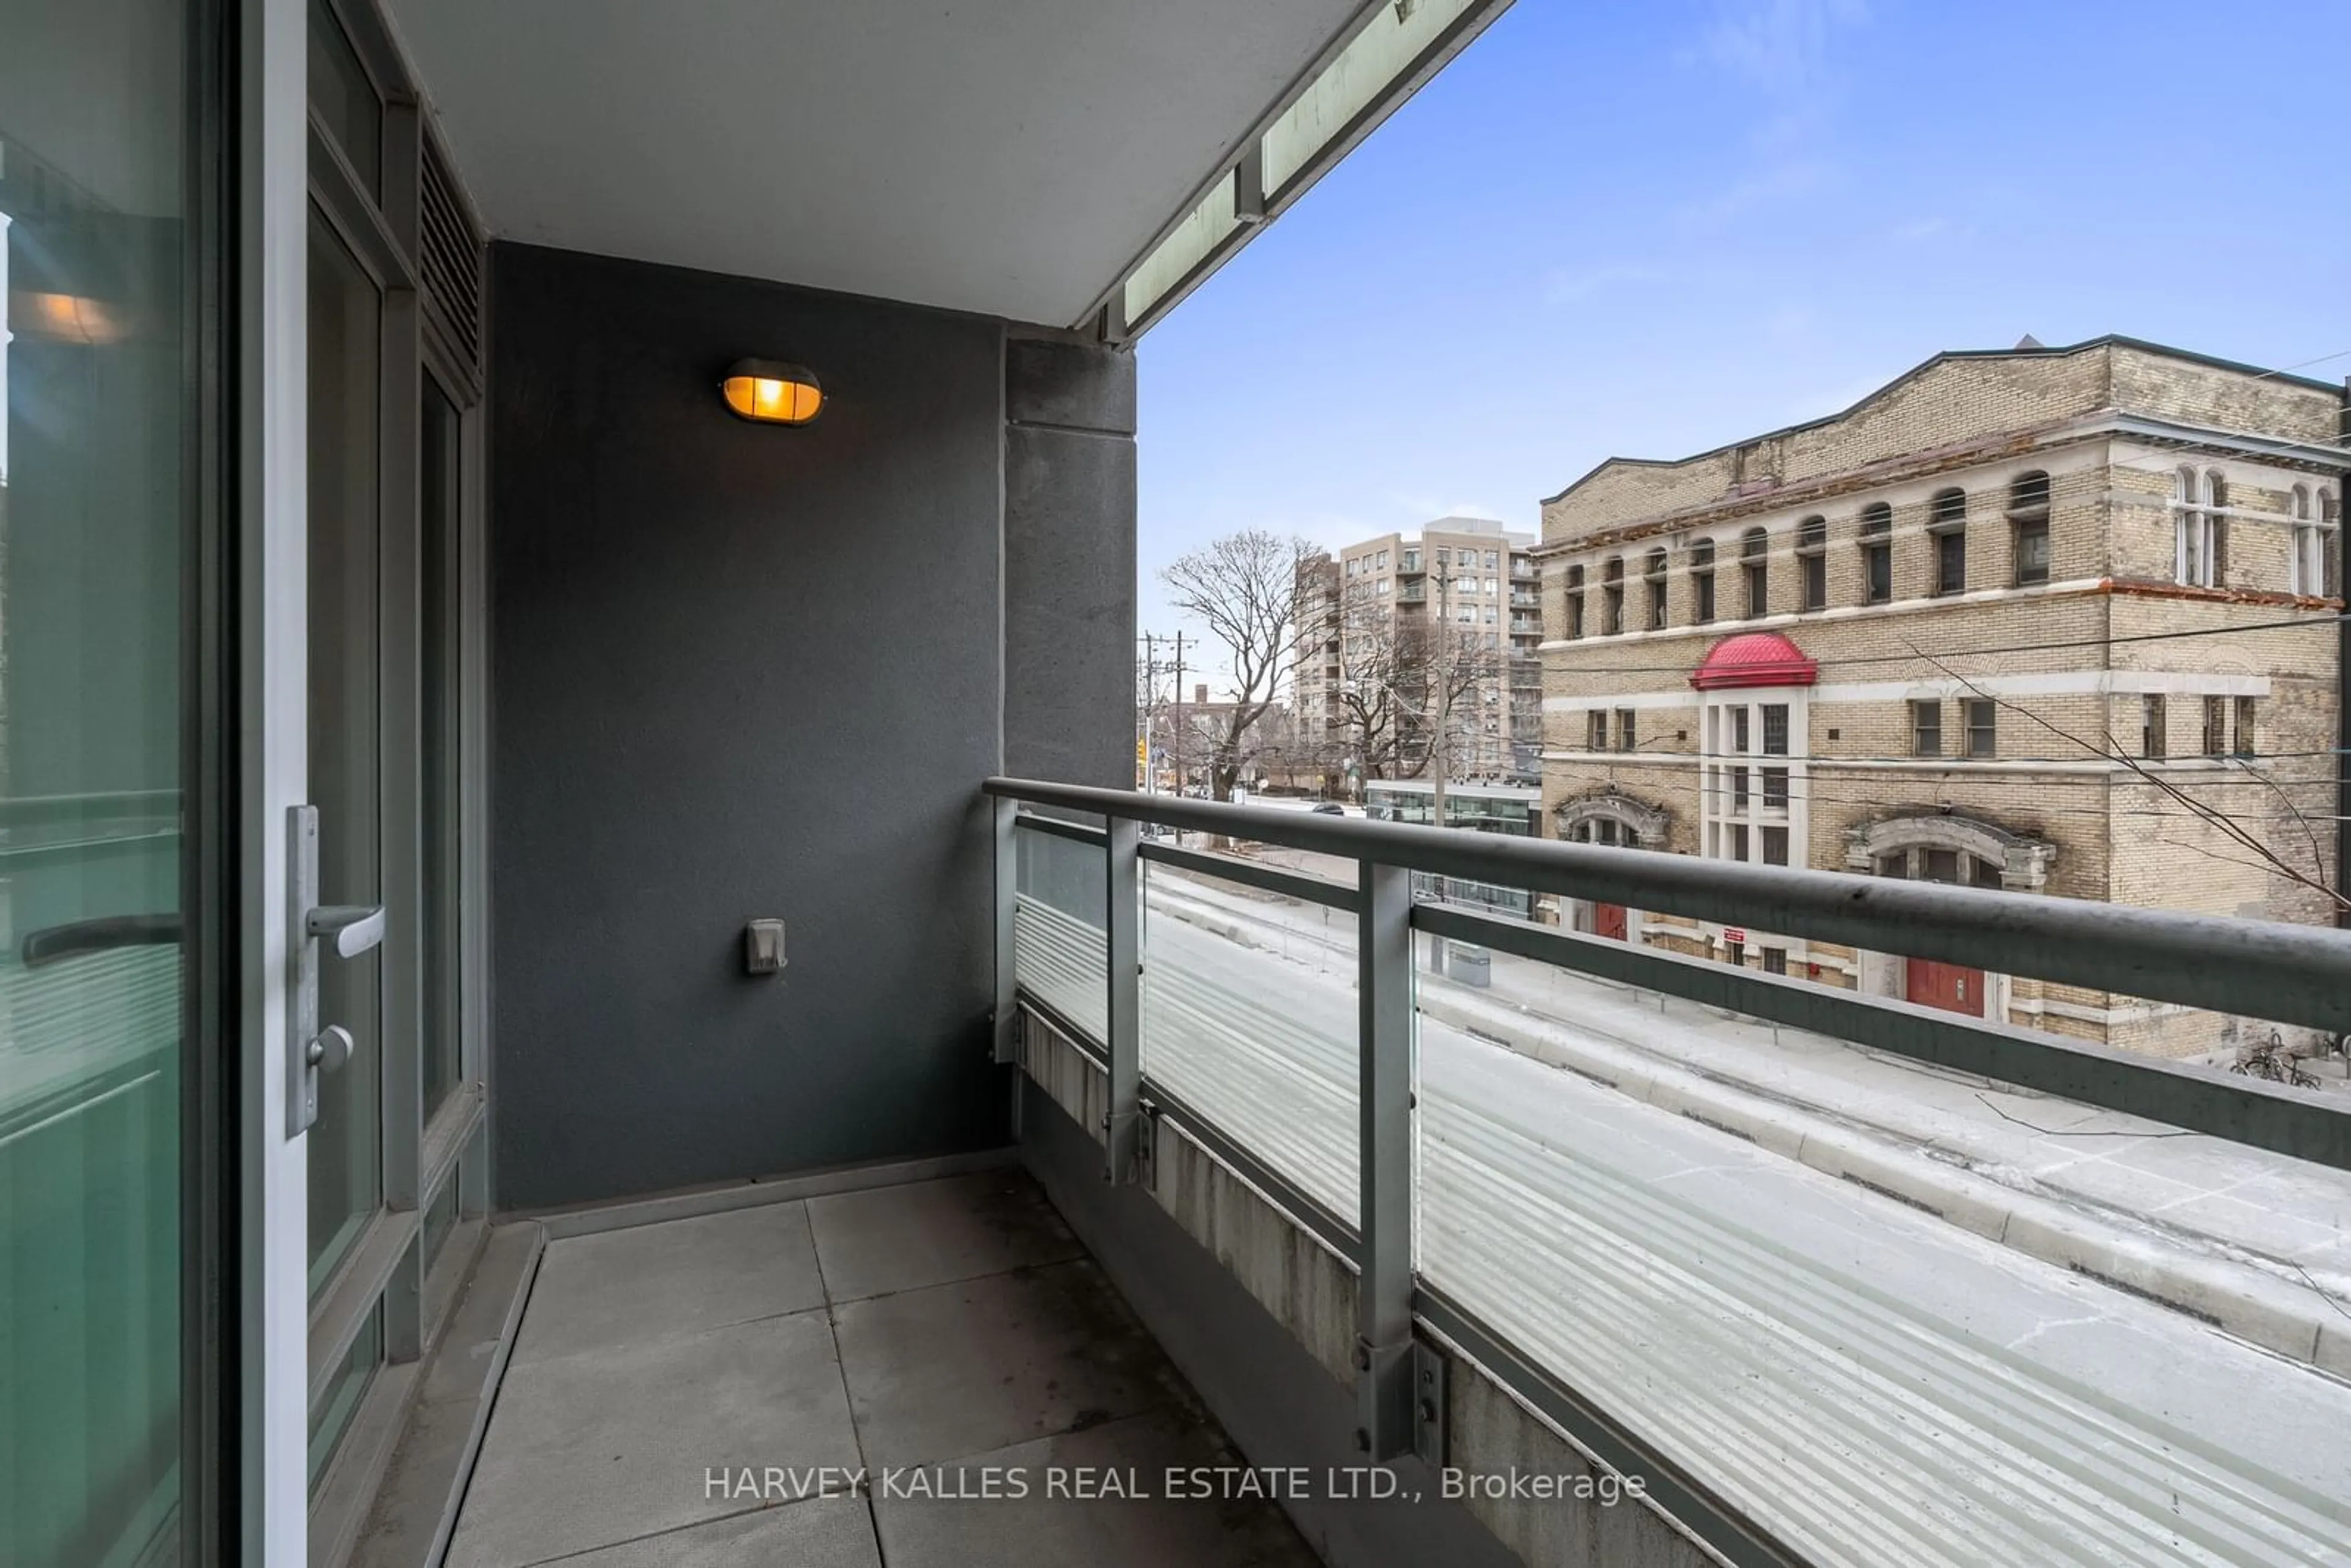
[1763,302,1816,343]
[1674,158,1829,227]
[1542,261,1667,304]
[1697,0,1869,94]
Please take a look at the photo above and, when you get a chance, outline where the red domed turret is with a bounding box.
[1690,631,1817,690]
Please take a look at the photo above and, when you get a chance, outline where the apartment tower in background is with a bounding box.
[1297,517,1542,793]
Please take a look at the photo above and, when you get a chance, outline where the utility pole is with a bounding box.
[1428,556,1451,975]
[1430,558,1450,834]
[1139,631,1157,795]
[1171,631,1187,799]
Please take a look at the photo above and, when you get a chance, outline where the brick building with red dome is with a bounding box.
[1532,336,2347,1059]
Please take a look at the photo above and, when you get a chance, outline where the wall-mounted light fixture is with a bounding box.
[719,358,823,425]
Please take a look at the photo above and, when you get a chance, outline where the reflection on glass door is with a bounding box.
[0,1,197,1561]
[421,379,462,1119]
[306,211,384,1289]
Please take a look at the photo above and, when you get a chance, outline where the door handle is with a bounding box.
[287,806,382,1138]
[307,904,386,958]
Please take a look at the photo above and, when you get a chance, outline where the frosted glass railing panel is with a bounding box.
[1141,860,1357,1223]
[1011,822,1105,1045]
[1412,927,2351,1568]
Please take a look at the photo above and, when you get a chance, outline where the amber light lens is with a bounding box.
[720,360,823,424]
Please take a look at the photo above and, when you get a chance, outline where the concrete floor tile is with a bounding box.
[535,1498,881,1568]
[446,1310,857,1568]
[870,1408,1319,1568]
[808,1170,1082,1303]
[831,1259,1179,1466]
[513,1202,825,1367]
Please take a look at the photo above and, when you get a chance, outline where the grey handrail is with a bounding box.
[985,776,2351,1036]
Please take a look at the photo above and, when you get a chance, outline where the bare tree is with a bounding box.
[1319,581,1502,789]
[1159,531,1319,801]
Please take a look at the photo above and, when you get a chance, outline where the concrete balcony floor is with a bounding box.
[444,1169,1320,1567]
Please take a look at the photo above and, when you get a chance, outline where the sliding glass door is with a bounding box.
[0,0,225,1561]
[2,2,484,1554]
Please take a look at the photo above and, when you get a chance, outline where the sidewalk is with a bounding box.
[1141,860,2351,1374]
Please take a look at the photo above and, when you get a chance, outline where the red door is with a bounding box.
[1907,957,1985,1016]
[1594,903,1628,941]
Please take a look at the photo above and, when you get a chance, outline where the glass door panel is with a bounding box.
[306,209,384,1288]
[0,1,195,1559]
[420,379,461,1119]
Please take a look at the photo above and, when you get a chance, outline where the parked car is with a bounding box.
[1311,802,1346,816]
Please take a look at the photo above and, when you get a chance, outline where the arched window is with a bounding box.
[2290,484,2322,597]
[1565,564,1586,639]
[2205,470,2229,583]
[1858,503,1892,604]
[2176,466,2226,587]
[1739,527,1768,618]
[2009,471,2050,586]
[1556,790,1670,849]
[1929,487,1967,595]
[1643,547,1668,629]
[1795,516,1826,610]
[1844,811,2055,891]
[1601,556,1624,635]
[2324,489,2344,599]
[1691,538,1717,623]
[2173,467,2200,584]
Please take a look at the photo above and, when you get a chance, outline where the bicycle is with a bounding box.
[2231,1029,2322,1089]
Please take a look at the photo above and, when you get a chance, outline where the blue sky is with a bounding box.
[1135,0,2351,685]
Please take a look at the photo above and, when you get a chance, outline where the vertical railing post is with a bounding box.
[992,795,1019,1064]
[1356,860,1414,1458]
[1104,816,1142,1184]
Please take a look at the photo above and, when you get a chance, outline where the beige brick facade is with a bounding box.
[1535,337,2348,1060]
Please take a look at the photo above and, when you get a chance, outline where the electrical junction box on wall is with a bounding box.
[744,918,787,975]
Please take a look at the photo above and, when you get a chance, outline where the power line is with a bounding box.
[1558,754,2347,776]
[1551,738,2351,765]
[1550,778,2349,823]
[1779,783,2351,826]
[1538,607,2349,677]
[1546,769,2345,805]
[1539,371,2347,572]
[1551,776,2351,828]
[2240,345,2351,381]
[1545,759,2351,820]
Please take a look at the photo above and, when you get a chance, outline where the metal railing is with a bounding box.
[984,776,2351,1566]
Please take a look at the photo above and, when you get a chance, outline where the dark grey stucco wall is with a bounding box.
[1003,335,1136,789]
[489,244,1013,1209]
